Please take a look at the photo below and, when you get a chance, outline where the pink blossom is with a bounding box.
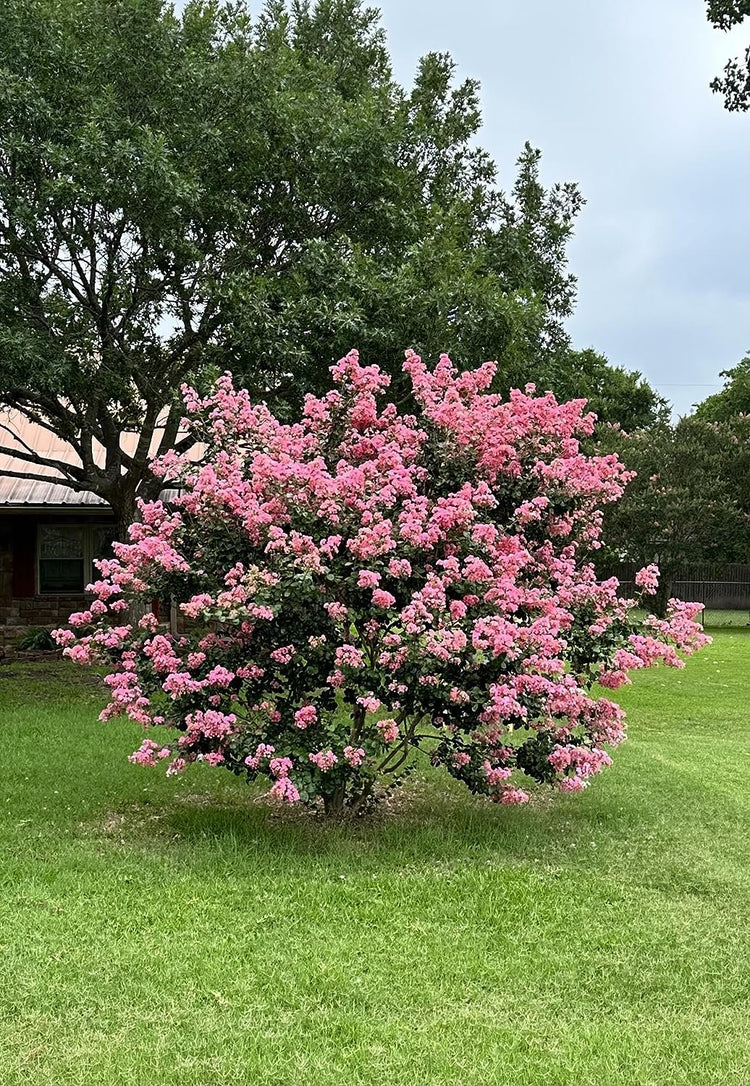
[269,756,293,779]
[335,644,365,669]
[270,645,296,665]
[559,775,587,793]
[268,776,301,804]
[549,744,613,779]
[357,570,381,589]
[205,665,235,688]
[497,788,530,805]
[294,705,318,729]
[598,669,630,689]
[483,759,512,786]
[129,739,172,767]
[372,588,396,609]
[388,558,412,578]
[68,610,93,628]
[324,601,349,622]
[634,564,660,595]
[183,709,236,741]
[181,593,214,619]
[244,743,276,770]
[237,663,265,680]
[377,718,400,743]
[343,746,366,767]
[308,749,338,771]
[200,751,225,766]
[357,695,382,713]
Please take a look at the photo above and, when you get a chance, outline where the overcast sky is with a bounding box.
[370,0,750,416]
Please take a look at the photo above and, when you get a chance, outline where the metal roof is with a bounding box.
[0,409,198,509]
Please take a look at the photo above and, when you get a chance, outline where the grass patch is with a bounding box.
[2,634,750,1085]
[702,608,750,628]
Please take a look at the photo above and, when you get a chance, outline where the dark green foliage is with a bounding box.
[14,626,56,651]
[695,352,750,421]
[553,348,668,432]
[707,0,750,30]
[707,1,750,110]
[599,416,750,612]
[514,731,557,784]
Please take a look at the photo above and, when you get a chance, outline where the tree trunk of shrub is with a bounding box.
[652,578,673,618]
[323,787,346,818]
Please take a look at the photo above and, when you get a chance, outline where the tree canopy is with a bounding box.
[707,0,750,110]
[0,0,663,529]
[695,351,750,421]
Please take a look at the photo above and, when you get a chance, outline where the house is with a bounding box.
[0,411,192,646]
[0,413,119,644]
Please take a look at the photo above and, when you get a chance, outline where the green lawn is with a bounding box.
[2,631,750,1086]
[696,609,750,628]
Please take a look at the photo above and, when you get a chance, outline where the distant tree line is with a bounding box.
[597,403,750,614]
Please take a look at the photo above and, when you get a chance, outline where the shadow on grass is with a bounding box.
[152,772,636,873]
[130,782,742,914]
[11,650,744,893]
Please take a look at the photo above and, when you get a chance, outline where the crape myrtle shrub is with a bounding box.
[55,352,708,814]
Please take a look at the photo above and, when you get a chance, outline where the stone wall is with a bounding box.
[0,592,90,647]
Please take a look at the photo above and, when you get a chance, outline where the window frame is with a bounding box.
[36,521,117,596]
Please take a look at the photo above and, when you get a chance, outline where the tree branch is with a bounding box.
[0,440,85,480]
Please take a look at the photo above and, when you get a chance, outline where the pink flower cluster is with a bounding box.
[294,705,318,729]
[634,564,660,595]
[309,750,338,772]
[244,743,275,769]
[377,719,400,743]
[55,350,709,813]
[343,746,366,767]
[129,739,171,767]
[549,744,614,793]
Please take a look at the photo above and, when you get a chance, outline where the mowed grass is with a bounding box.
[695,609,750,628]
[1,632,750,1085]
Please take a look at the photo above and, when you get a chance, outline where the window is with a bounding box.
[38,524,117,594]
[38,526,84,593]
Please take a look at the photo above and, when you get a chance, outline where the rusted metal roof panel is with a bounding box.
[0,476,110,506]
[0,409,200,508]
[0,411,104,507]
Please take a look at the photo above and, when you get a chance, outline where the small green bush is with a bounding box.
[15,626,56,651]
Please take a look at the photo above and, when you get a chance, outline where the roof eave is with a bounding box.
[0,503,113,514]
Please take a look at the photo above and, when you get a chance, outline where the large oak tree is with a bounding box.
[0,0,662,532]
